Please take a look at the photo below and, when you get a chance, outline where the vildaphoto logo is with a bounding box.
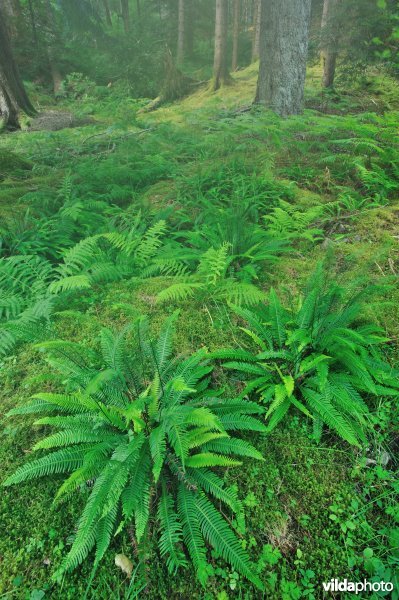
[322,579,394,594]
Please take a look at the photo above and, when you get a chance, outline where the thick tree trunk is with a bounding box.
[0,78,20,131]
[0,6,35,130]
[321,0,339,88]
[102,0,112,26]
[2,0,21,36]
[121,0,129,33]
[232,0,240,71]
[255,0,311,116]
[211,0,231,91]
[177,0,185,65]
[251,0,261,61]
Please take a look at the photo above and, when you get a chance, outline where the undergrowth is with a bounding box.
[0,65,398,599]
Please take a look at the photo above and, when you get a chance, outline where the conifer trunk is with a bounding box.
[255,0,311,116]
[121,0,130,33]
[321,0,339,88]
[177,0,185,65]
[232,0,240,71]
[103,0,112,26]
[251,0,261,61]
[212,0,231,91]
[0,5,35,130]
[186,0,194,57]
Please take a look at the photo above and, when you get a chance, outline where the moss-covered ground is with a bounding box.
[0,66,398,599]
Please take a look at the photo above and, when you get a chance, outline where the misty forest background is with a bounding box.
[1,0,399,598]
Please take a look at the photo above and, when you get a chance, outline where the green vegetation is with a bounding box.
[1,0,399,598]
[1,69,398,597]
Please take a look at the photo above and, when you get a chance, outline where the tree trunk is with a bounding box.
[0,77,19,131]
[321,0,339,88]
[45,0,63,96]
[186,0,194,58]
[28,0,39,46]
[141,47,194,112]
[251,0,261,61]
[2,0,20,36]
[211,0,231,91]
[177,0,185,65]
[136,0,141,17]
[121,0,129,33]
[102,0,112,26]
[0,6,35,130]
[48,47,63,96]
[255,0,312,116]
[232,0,240,71]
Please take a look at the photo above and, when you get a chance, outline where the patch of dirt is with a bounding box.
[28,110,96,131]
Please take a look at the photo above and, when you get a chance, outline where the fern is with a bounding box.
[4,313,265,589]
[213,263,399,446]
[0,255,55,357]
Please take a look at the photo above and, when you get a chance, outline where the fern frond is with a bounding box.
[158,484,187,574]
[195,492,264,590]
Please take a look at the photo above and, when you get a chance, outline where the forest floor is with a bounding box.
[0,65,399,599]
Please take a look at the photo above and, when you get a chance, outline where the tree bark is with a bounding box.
[121,0,129,33]
[232,0,240,71]
[27,0,39,46]
[255,0,311,116]
[212,0,231,91]
[141,47,194,111]
[186,0,194,58]
[251,0,261,61]
[321,0,339,88]
[177,0,185,65]
[2,0,21,36]
[0,6,35,130]
[45,0,63,96]
[102,0,112,26]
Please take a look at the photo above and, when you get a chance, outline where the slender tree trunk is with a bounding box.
[255,0,311,116]
[232,0,240,71]
[177,0,185,65]
[321,0,339,88]
[45,0,63,96]
[186,0,194,57]
[136,0,141,17]
[212,0,231,90]
[27,0,39,46]
[251,0,261,61]
[0,6,35,130]
[121,0,129,33]
[48,47,63,96]
[102,0,112,26]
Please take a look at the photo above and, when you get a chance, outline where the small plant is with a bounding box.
[174,195,288,281]
[157,242,266,307]
[265,200,324,244]
[4,312,266,589]
[49,217,169,294]
[212,264,399,446]
[0,255,55,357]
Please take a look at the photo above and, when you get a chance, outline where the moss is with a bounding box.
[1,59,398,599]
